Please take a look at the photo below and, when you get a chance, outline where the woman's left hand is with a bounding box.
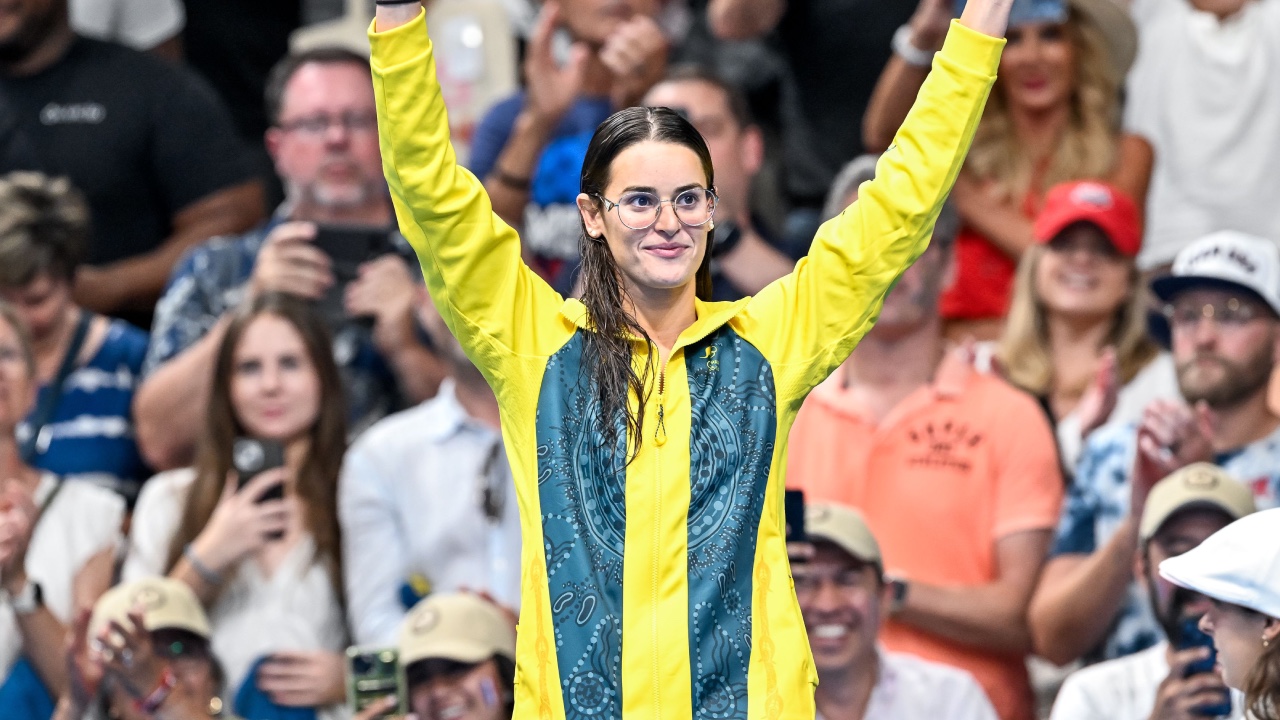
[257,650,348,707]
[98,607,169,699]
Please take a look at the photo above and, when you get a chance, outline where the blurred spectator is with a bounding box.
[53,577,233,720]
[863,0,1151,341]
[0,172,150,502]
[786,156,1064,720]
[995,181,1177,469]
[133,47,444,472]
[0,0,265,323]
[1124,0,1280,272]
[1031,231,1280,666]
[642,65,794,300]
[341,300,520,646]
[796,501,998,720]
[357,592,516,720]
[1158,507,1280,720]
[706,0,915,243]
[0,302,122,715]
[69,0,184,59]
[123,294,349,718]
[1050,464,1253,720]
[470,0,668,292]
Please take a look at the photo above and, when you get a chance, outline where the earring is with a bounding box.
[709,221,715,230]
[1265,637,1271,648]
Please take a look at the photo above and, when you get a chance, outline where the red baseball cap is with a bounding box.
[1034,181,1142,257]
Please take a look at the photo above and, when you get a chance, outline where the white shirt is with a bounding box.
[1125,0,1280,269]
[816,648,999,720]
[1051,641,1246,720]
[0,474,123,680]
[69,0,185,50]
[339,380,522,646]
[124,469,349,719]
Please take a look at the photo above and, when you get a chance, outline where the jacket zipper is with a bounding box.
[652,360,666,718]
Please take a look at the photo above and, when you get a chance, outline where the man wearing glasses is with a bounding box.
[133,48,445,471]
[1032,230,1280,668]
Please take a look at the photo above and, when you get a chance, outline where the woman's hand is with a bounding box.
[189,470,294,575]
[97,607,168,699]
[1076,347,1120,438]
[257,650,348,707]
[61,609,105,716]
[908,0,955,52]
[957,0,1015,37]
[0,480,38,593]
[523,3,590,127]
[355,695,411,720]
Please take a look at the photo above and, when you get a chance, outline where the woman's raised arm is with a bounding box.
[370,3,564,367]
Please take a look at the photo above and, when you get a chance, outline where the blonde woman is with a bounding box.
[865,0,1152,341]
[995,181,1177,468]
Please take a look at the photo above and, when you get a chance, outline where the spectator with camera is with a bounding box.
[786,155,1064,720]
[641,66,794,301]
[124,294,350,719]
[994,181,1177,470]
[1050,464,1254,720]
[1032,231,1280,666]
[863,0,1151,341]
[53,577,236,720]
[0,302,123,715]
[1159,506,1280,720]
[470,0,668,292]
[356,593,516,720]
[0,0,265,324]
[794,501,998,720]
[0,172,150,503]
[134,47,445,472]
[341,298,520,646]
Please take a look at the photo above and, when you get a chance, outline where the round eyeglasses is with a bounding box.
[595,187,718,231]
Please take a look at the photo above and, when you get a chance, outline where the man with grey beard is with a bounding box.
[132,48,446,471]
[1029,230,1280,668]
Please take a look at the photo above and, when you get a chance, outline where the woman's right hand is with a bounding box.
[522,3,589,127]
[957,0,1015,37]
[190,470,294,574]
[908,0,955,52]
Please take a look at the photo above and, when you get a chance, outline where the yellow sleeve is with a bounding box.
[734,21,1004,395]
[369,11,566,370]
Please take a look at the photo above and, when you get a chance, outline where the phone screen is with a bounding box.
[346,647,405,718]
[1175,616,1232,717]
[784,489,806,544]
[311,225,396,326]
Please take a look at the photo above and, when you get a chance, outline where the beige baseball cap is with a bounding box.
[399,593,516,667]
[90,577,211,640]
[1140,463,1257,542]
[805,502,882,568]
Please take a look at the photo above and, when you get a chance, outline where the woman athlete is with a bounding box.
[370,1,1014,718]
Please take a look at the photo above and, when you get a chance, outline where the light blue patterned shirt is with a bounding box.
[1053,419,1280,660]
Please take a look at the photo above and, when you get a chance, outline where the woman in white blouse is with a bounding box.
[124,293,349,717]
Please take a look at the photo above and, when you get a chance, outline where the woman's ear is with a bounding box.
[1263,616,1280,644]
[577,193,605,239]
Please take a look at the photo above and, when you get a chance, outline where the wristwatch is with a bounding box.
[887,577,910,615]
[4,578,43,615]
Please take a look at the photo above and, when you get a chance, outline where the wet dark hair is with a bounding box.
[577,106,715,460]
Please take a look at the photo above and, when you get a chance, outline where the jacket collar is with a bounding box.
[559,296,749,351]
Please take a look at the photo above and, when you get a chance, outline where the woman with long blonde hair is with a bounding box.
[864,0,1152,341]
[995,181,1176,468]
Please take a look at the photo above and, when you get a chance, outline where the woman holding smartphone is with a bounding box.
[123,292,349,718]
[371,0,1013,717]
[1160,508,1280,720]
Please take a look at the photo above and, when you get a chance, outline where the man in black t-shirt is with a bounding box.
[0,0,265,323]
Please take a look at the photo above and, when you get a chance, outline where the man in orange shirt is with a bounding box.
[787,155,1064,720]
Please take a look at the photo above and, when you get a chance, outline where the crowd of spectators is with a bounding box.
[0,0,1278,718]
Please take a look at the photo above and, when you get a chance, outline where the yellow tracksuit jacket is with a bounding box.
[370,12,1002,720]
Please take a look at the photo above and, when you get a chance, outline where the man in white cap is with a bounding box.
[1051,463,1255,720]
[795,501,998,720]
[1033,230,1280,666]
[1159,507,1280,709]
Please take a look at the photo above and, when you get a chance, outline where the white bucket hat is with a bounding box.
[1159,507,1280,619]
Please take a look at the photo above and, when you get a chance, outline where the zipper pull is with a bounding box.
[655,401,667,446]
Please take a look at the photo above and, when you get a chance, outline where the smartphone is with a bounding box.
[784,489,806,545]
[232,437,286,528]
[312,225,396,326]
[346,646,406,718]
[1176,616,1233,718]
